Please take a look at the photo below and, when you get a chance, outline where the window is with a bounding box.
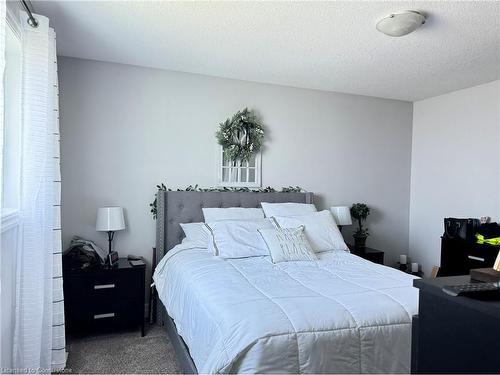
[2,24,22,215]
[217,147,261,187]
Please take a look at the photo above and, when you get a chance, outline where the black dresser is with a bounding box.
[440,237,499,276]
[411,276,500,373]
[63,258,146,336]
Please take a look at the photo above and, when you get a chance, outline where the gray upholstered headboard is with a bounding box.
[155,190,314,264]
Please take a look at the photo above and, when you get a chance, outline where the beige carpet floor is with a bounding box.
[65,324,182,374]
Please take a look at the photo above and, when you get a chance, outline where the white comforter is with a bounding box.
[153,244,419,374]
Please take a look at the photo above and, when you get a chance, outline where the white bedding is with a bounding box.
[153,244,419,374]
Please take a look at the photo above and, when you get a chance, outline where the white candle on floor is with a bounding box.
[400,255,407,264]
[412,263,419,273]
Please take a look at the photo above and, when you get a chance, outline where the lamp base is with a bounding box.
[107,230,115,255]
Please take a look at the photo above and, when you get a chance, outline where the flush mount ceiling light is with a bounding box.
[376,10,426,37]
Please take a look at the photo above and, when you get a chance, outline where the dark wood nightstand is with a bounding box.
[347,244,385,265]
[63,258,146,336]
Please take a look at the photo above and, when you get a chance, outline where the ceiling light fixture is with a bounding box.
[376,10,426,37]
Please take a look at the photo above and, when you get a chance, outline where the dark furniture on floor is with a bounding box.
[411,276,500,374]
[64,258,146,336]
[440,236,499,276]
[348,244,384,265]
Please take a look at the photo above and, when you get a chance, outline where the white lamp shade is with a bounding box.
[330,206,352,226]
[96,207,125,231]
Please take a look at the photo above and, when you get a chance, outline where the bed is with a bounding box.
[153,191,419,374]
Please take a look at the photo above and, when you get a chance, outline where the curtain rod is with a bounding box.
[20,0,38,28]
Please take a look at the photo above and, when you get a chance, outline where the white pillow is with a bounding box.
[261,202,317,218]
[202,207,264,222]
[180,222,210,248]
[205,218,274,258]
[259,226,316,263]
[272,210,349,253]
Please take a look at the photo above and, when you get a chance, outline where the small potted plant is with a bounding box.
[350,203,370,249]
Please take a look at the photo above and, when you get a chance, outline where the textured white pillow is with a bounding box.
[202,207,264,222]
[259,226,316,263]
[205,218,274,258]
[261,202,317,218]
[272,210,349,253]
[180,222,210,248]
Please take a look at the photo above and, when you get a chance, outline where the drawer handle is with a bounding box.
[467,255,485,262]
[94,313,115,319]
[94,284,115,290]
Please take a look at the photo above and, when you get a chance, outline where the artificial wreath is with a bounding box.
[216,108,264,162]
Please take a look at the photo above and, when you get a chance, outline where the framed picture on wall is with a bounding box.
[217,146,261,187]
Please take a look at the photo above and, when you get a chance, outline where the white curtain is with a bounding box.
[13,10,66,371]
[0,0,6,370]
[0,0,5,203]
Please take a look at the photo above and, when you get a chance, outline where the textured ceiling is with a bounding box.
[34,1,500,101]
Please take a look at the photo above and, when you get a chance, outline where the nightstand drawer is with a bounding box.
[91,298,143,323]
[66,298,143,332]
[91,271,143,299]
[65,269,143,301]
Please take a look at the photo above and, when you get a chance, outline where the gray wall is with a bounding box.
[409,80,500,274]
[58,57,413,277]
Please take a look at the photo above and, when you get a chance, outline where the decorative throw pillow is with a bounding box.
[180,222,211,248]
[202,207,264,222]
[205,218,274,258]
[261,202,317,218]
[258,226,317,263]
[271,210,349,253]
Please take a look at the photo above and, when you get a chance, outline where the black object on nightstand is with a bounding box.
[63,258,146,336]
[347,244,384,265]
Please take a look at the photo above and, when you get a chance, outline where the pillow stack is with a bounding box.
[178,202,348,263]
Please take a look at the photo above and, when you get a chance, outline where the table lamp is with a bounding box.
[330,206,352,231]
[96,206,125,254]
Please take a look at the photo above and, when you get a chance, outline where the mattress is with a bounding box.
[153,243,419,374]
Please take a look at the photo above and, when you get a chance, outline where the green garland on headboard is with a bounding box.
[149,183,303,219]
